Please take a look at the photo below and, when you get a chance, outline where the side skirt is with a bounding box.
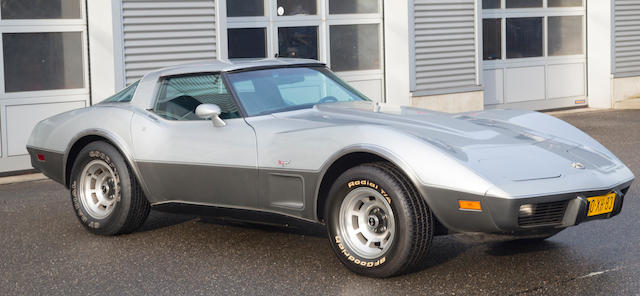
[151,201,326,233]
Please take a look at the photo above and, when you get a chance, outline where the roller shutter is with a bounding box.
[411,0,479,95]
[614,0,640,77]
[122,0,217,84]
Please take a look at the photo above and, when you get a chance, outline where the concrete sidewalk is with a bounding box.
[0,173,47,185]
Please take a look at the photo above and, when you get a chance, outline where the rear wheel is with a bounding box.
[70,141,150,235]
[325,162,433,277]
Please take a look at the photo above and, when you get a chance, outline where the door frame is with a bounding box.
[217,0,386,102]
[0,0,91,173]
[481,0,588,110]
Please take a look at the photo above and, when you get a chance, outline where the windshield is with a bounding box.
[226,67,370,116]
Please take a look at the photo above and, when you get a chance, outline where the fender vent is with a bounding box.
[518,200,569,228]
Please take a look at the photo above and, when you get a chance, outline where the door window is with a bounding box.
[482,19,502,60]
[506,0,542,8]
[276,0,317,16]
[153,74,241,121]
[506,17,543,59]
[548,16,584,56]
[277,26,318,59]
[1,0,81,19]
[329,0,378,14]
[482,4,585,60]
[329,24,380,71]
[3,32,84,92]
[226,0,264,17]
[228,28,268,58]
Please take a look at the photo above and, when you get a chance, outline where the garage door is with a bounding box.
[0,0,89,173]
[223,0,385,102]
[482,0,586,110]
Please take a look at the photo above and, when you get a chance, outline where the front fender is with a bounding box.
[308,125,497,225]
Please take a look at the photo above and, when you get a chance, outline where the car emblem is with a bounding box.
[278,160,291,167]
[571,162,585,169]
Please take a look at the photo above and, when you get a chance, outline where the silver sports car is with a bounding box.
[27,59,634,277]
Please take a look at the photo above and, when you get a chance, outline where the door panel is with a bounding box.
[482,2,586,110]
[131,114,258,207]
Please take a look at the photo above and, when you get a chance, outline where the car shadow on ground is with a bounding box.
[485,239,565,257]
[134,209,565,276]
[138,209,327,237]
[198,215,327,237]
[136,210,198,232]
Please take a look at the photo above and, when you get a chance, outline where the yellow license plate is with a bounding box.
[587,193,616,217]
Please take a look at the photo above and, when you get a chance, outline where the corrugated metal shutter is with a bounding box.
[122,0,217,84]
[411,0,479,95]
[614,0,640,77]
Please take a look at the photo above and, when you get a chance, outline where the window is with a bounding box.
[483,19,502,60]
[278,26,318,59]
[3,32,84,92]
[329,0,378,14]
[226,67,369,116]
[482,0,500,9]
[1,0,81,19]
[276,0,316,16]
[330,24,380,71]
[548,0,583,7]
[506,0,542,8]
[154,74,240,121]
[226,0,264,17]
[103,81,138,103]
[548,16,583,56]
[506,18,543,59]
[228,28,267,58]
[225,0,384,101]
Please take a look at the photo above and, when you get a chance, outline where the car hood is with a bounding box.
[274,101,629,193]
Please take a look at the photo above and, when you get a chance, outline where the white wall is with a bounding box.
[383,0,411,106]
[87,0,124,103]
[586,0,613,108]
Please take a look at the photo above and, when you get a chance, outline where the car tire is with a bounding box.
[325,162,433,278]
[69,141,150,235]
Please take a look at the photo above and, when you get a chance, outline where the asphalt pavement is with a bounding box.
[1,109,639,295]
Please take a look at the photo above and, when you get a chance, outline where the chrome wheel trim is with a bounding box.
[78,159,119,219]
[338,187,395,260]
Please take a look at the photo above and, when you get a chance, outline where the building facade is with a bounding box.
[0,0,639,173]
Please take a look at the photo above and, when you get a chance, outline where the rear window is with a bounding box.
[102,81,139,103]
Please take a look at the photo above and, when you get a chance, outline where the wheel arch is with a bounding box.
[314,145,425,223]
[63,129,143,191]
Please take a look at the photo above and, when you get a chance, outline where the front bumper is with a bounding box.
[420,179,633,235]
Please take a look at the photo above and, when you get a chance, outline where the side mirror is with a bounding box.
[195,104,226,127]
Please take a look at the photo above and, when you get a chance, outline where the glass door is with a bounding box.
[482,0,587,110]
[224,0,384,102]
[0,0,90,173]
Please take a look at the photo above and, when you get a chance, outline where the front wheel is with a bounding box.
[325,162,433,277]
[69,141,150,235]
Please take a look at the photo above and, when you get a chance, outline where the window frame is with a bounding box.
[220,0,383,74]
[150,71,248,122]
[482,0,586,65]
[0,0,89,99]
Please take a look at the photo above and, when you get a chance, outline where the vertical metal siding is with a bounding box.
[614,0,640,77]
[122,0,217,84]
[412,0,478,95]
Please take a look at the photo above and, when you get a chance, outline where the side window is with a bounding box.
[153,74,241,121]
[103,81,138,103]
